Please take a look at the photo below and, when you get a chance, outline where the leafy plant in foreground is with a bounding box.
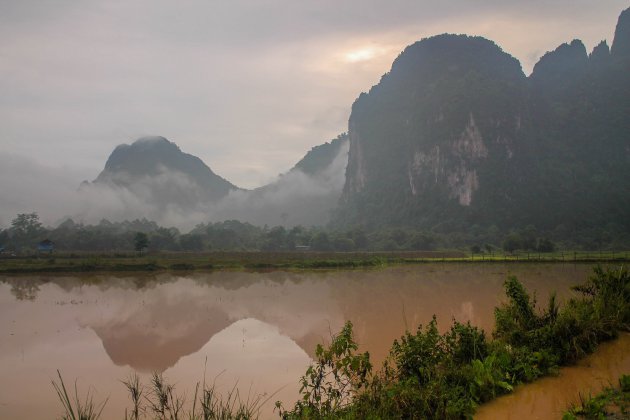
[276,321,372,419]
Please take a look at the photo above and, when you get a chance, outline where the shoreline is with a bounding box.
[1,250,628,274]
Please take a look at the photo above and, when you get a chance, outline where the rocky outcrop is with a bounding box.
[589,40,611,66]
[530,39,588,87]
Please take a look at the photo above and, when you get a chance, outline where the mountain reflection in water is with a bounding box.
[0,264,593,419]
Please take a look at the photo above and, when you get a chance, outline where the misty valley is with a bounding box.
[1,4,630,420]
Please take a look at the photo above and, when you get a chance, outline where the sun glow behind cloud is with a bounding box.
[344,46,380,62]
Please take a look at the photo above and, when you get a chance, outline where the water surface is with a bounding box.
[476,333,630,420]
[0,263,598,418]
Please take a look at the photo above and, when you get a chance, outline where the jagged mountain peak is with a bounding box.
[611,7,630,59]
[530,39,588,84]
[590,40,611,64]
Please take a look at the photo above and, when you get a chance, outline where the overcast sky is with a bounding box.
[0,1,626,189]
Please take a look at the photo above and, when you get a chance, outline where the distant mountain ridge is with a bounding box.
[94,135,238,201]
[290,133,348,177]
[89,133,348,226]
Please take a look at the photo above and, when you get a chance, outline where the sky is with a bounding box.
[0,1,627,190]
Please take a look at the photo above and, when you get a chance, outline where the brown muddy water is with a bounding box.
[475,333,630,420]
[0,263,623,419]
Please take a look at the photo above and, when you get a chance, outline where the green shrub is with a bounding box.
[282,266,630,419]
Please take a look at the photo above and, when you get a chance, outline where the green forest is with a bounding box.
[2,212,628,255]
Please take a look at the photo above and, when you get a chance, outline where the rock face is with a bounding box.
[340,35,528,228]
[338,8,630,232]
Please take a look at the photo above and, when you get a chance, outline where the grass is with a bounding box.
[563,374,630,419]
[0,250,463,274]
[52,370,108,420]
[55,369,275,420]
[1,250,628,274]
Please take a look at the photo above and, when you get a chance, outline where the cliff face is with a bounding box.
[340,35,529,228]
[338,8,630,232]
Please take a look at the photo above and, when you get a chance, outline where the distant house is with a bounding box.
[37,239,54,253]
[295,245,311,251]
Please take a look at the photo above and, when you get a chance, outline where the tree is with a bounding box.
[502,233,522,253]
[333,237,355,252]
[263,226,287,251]
[11,213,43,237]
[536,237,556,253]
[311,232,331,251]
[134,232,149,252]
[409,232,436,251]
[179,233,204,252]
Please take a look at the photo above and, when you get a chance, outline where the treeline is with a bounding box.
[0,213,437,253]
[0,212,626,254]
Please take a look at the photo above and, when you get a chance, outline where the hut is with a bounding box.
[37,239,54,253]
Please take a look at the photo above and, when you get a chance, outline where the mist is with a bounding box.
[0,142,349,231]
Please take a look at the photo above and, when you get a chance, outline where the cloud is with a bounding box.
[208,140,350,227]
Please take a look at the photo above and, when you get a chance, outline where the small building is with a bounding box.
[37,239,54,253]
[295,245,311,251]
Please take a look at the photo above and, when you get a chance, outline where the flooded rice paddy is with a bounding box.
[0,263,626,419]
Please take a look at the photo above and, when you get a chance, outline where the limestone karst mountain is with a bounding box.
[336,7,630,234]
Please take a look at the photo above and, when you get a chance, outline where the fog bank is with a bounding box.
[0,143,348,231]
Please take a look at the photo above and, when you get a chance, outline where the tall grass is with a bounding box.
[55,370,271,420]
[52,370,108,420]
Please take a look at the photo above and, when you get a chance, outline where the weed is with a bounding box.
[563,374,630,419]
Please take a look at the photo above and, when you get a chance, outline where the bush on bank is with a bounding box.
[278,266,629,419]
